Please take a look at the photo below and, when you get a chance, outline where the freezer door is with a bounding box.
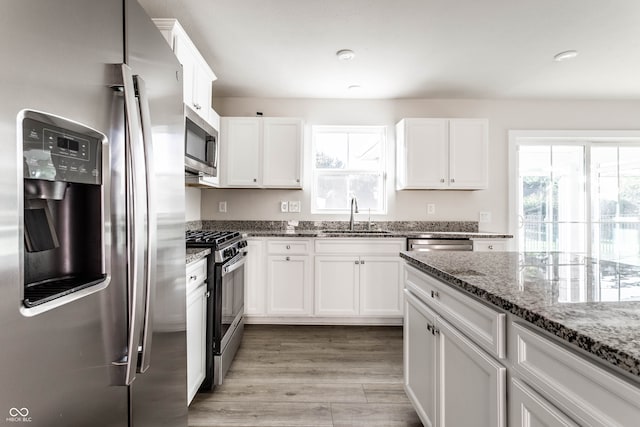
[125,1,188,426]
[0,1,128,426]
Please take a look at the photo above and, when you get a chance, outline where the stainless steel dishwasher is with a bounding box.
[407,236,474,251]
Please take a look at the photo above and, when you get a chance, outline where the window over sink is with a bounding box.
[311,126,387,214]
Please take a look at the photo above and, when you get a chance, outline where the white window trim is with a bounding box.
[508,130,640,252]
[311,125,388,215]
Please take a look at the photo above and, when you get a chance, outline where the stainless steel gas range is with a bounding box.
[185,230,248,390]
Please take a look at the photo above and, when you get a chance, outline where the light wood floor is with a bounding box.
[189,324,422,427]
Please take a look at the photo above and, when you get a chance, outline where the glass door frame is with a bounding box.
[508,130,640,255]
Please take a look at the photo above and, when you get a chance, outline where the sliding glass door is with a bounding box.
[515,136,640,265]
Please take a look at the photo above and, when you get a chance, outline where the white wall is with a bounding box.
[185,187,202,221]
[201,97,640,232]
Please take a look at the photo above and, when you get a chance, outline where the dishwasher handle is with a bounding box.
[408,239,473,252]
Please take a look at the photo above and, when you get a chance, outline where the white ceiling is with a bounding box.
[138,0,640,100]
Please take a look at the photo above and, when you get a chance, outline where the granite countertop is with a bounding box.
[244,230,512,239]
[186,248,211,264]
[400,251,640,380]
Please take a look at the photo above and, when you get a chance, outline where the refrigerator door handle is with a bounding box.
[120,64,147,386]
[134,74,156,374]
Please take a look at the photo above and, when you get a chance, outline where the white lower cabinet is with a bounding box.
[186,258,207,405]
[511,322,640,427]
[510,378,579,427]
[244,237,404,323]
[315,256,359,316]
[266,254,312,316]
[244,239,265,316]
[404,290,506,427]
[314,239,404,318]
[315,256,402,316]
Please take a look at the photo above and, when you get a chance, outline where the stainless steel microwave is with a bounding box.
[184,105,218,177]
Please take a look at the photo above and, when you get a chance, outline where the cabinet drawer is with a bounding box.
[266,239,310,254]
[186,258,207,292]
[315,238,404,254]
[473,239,509,252]
[510,378,578,427]
[511,322,640,427]
[404,264,505,359]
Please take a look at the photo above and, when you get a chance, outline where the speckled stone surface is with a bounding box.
[200,220,480,233]
[186,248,210,264]
[401,251,640,379]
[197,220,510,239]
[186,220,202,231]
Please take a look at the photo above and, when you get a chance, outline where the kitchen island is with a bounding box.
[401,250,640,427]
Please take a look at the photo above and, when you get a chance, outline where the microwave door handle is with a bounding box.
[117,64,147,386]
[212,137,218,169]
[134,74,156,374]
[207,136,218,169]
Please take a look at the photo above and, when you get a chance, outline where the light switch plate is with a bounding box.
[289,201,301,213]
[479,211,491,223]
[280,201,289,212]
[218,201,227,213]
[427,203,436,215]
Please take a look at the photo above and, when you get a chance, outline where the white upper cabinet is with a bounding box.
[223,117,261,186]
[221,117,303,188]
[396,118,488,190]
[262,118,303,187]
[152,19,218,123]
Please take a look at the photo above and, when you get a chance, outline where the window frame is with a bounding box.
[311,125,387,215]
[508,130,640,257]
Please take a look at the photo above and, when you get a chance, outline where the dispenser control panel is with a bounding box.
[23,117,102,185]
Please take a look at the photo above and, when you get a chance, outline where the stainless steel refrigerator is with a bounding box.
[0,1,187,426]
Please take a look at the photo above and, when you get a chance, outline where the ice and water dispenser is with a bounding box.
[22,111,107,308]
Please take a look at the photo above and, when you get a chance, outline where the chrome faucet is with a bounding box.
[349,196,359,230]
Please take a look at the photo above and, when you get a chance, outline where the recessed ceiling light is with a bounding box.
[554,50,579,62]
[336,49,355,61]
[348,85,361,91]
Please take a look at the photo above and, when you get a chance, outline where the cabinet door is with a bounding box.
[437,316,506,427]
[186,283,207,404]
[192,64,213,119]
[510,379,579,427]
[244,239,265,316]
[397,118,448,189]
[359,256,403,316]
[448,119,488,189]
[314,256,359,316]
[223,117,261,186]
[404,291,437,427]
[266,255,311,315]
[262,118,303,188]
[173,34,195,108]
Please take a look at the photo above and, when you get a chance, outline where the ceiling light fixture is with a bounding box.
[348,85,361,91]
[553,50,579,62]
[336,49,355,61]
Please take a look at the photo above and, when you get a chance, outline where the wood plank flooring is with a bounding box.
[189,325,422,427]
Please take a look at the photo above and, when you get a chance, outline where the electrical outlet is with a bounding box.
[218,201,227,213]
[479,211,492,223]
[289,201,301,213]
[427,203,436,215]
[280,201,289,212]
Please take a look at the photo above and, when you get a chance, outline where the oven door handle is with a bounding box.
[222,253,247,277]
